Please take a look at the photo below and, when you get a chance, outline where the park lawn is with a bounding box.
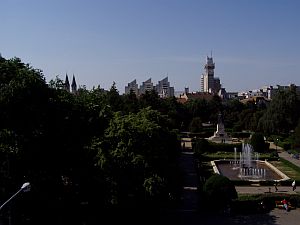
[270,159,300,181]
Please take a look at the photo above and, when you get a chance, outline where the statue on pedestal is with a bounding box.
[208,112,231,143]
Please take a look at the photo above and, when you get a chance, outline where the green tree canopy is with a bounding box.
[258,87,300,135]
[203,174,237,210]
[250,132,267,152]
[90,107,181,206]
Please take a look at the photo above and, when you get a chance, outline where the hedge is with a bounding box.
[232,193,300,214]
[192,139,242,153]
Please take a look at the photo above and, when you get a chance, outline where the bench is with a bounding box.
[275,201,296,210]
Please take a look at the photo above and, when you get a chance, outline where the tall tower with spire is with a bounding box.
[71,75,77,94]
[202,56,215,93]
[200,54,221,94]
[65,74,70,92]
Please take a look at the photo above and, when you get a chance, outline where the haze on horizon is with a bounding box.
[1,0,300,93]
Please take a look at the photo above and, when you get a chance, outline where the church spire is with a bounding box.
[71,74,77,94]
[65,74,70,92]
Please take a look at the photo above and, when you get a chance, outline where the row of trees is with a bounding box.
[0,57,181,224]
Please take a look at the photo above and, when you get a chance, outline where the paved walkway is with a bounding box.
[269,141,300,167]
[236,185,298,195]
[179,146,198,211]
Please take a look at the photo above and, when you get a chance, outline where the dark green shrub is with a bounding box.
[189,131,214,138]
[192,138,210,155]
[269,150,279,159]
[192,139,242,154]
[231,198,262,214]
[210,142,242,153]
[279,179,300,186]
[231,132,251,139]
[250,133,266,152]
[203,174,237,211]
[232,193,299,214]
[289,195,300,207]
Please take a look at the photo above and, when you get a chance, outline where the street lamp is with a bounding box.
[0,182,30,211]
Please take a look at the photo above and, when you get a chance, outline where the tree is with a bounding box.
[258,88,300,135]
[192,138,210,156]
[208,95,223,123]
[92,107,181,207]
[189,117,203,133]
[203,174,237,211]
[106,82,123,112]
[223,99,245,129]
[48,75,66,89]
[139,90,161,110]
[250,132,266,152]
[293,119,300,151]
[186,98,210,121]
[123,89,139,114]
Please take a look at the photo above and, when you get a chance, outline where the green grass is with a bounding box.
[270,158,300,181]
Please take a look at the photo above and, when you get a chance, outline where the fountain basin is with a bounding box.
[211,160,290,181]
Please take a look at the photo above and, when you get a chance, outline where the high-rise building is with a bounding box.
[214,77,221,93]
[200,55,221,94]
[155,77,174,98]
[139,78,154,94]
[125,79,139,95]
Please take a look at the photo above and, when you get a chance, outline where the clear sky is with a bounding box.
[1,0,300,93]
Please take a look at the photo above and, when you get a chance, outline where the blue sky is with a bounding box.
[1,0,300,93]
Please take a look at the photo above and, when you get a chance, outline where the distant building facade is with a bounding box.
[236,84,300,101]
[177,92,214,104]
[125,79,139,95]
[139,78,154,95]
[125,77,174,98]
[155,77,174,98]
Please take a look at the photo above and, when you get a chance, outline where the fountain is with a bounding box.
[211,143,290,181]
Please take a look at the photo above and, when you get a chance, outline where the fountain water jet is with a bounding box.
[237,143,266,179]
[212,143,290,181]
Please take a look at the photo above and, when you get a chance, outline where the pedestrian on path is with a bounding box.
[274,182,278,192]
[292,180,296,191]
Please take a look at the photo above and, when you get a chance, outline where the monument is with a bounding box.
[208,113,231,143]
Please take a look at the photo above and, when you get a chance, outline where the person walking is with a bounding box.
[274,182,278,192]
[292,180,296,191]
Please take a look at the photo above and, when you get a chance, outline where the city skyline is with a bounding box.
[1,0,300,93]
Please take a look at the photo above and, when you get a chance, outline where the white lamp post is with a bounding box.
[0,182,30,211]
